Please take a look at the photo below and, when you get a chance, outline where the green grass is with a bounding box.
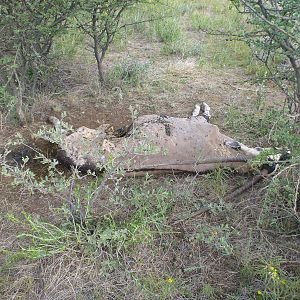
[161,39,201,58]
[154,18,183,44]
[1,0,300,299]
[108,58,150,86]
[258,176,299,232]
[6,212,74,260]
[201,283,218,299]
[237,259,300,300]
[199,38,253,68]
[193,223,234,256]
[226,107,300,155]
[188,0,258,70]
[191,12,241,32]
[0,85,16,116]
[52,29,86,60]
[225,106,299,235]
[2,181,173,263]
[204,168,231,199]
[136,275,178,300]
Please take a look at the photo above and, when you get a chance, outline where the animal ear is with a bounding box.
[254,147,264,152]
[224,140,242,150]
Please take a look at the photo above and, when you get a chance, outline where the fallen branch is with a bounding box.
[224,168,269,201]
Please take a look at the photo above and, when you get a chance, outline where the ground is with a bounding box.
[0,1,299,299]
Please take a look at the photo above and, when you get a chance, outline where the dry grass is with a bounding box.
[0,0,299,299]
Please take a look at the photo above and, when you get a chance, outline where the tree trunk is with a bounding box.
[92,9,105,85]
[288,57,300,121]
[13,70,26,125]
[94,45,105,85]
[294,66,300,120]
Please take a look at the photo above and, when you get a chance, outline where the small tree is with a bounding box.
[76,0,150,85]
[0,0,77,122]
[230,0,300,119]
[0,0,157,121]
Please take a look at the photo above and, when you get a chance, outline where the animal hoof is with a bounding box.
[192,104,201,117]
[200,102,211,121]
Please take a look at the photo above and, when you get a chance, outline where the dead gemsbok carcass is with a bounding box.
[46,103,281,177]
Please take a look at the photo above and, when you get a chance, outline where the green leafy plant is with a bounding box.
[154,18,182,44]
[161,39,201,58]
[226,107,300,155]
[193,224,235,255]
[76,0,152,84]
[258,175,299,233]
[0,0,78,121]
[7,212,74,260]
[230,0,300,118]
[136,274,178,300]
[108,58,150,85]
[201,283,218,299]
[255,260,300,300]
[1,126,173,262]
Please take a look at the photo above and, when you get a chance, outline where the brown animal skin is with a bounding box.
[49,113,262,175]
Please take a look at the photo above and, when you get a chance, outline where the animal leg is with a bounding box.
[224,140,263,157]
[200,102,211,121]
[191,102,211,121]
[191,104,201,117]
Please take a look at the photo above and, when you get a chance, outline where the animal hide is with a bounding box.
[50,114,259,174]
